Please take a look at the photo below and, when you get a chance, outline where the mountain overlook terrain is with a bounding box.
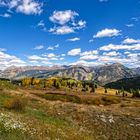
[0,63,139,85]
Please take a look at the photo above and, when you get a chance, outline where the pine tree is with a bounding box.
[91,84,95,93]
[105,88,107,93]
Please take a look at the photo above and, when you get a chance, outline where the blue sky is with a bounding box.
[0,0,140,69]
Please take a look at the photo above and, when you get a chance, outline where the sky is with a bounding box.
[0,0,140,70]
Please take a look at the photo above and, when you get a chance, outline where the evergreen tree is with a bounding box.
[105,88,107,93]
[91,84,95,93]
[121,87,125,97]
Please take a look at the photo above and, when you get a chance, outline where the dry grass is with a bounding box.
[0,88,140,140]
[32,91,121,106]
[4,97,26,112]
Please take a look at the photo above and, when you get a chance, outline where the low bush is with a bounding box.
[4,97,26,112]
[102,96,120,105]
[82,96,120,106]
[44,93,81,104]
[83,98,102,105]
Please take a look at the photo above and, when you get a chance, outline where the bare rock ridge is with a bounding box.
[0,63,139,85]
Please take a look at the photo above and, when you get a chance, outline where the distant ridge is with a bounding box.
[0,63,139,85]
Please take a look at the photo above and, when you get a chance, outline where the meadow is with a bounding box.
[0,79,140,140]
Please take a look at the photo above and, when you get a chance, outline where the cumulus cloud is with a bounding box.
[72,20,86,29]
[99,43,140,51]
[49,10,86,35]
[67,37,80,42]
[0,0,43,15]
[98,56,132,64]
[0,50,26,70]
[36,20,46,31]
[0,48,7,52]
[0,13,11,18]
[47,53,56,58]
[103,51,121,56]
[125,24,134,27]
[61,54,66,57]
[79,50,99,60]
[122,38,140,44]
[47,44,59,50]
[70,60,103,67]
[49,10,78,25]
[34,45,44,50]
[68,48,81,56]
[28,55,48,61]
[80,50,98,56]
[49,26,74,35]
[93,28,121,38]
[28,53,61,62]
[80,55,98,60]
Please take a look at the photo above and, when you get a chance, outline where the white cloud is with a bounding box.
[17,0,42,15]
[49,10,78,25]
[34,45,44,50]
[122,38,140,44]
[28,53,60,62]
[80,50,98,56]
[72,20,86,29]
[124,51,130,54]
[131,17,140,22]
[68,48,81,56]
[49,26,74,35]
[61,54,66,57]
[125,24,134,27]
[89,39,94,43]
[0,48,7,52]
[41,61,53,65]
[37,20,45,27]
[70,60,103,67]
[28,55,48,61]
[49,10,86,35]
[67,37,80,42]
[0,50,26,70]
[0,0,43,15]
[100,43,140,51]
[103,51,121,56]
[47,53,56,58]
[98,56,132,64]
[0,13,11,18]
[60,57,64,60]
[80,55,98,60]
[79,50,99,60]
[127,53,140,58]
[47,44,59,50]
[47,47,54,50]
[36,20,46,31]
[93,28,121,38]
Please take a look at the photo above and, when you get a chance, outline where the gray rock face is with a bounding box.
[93,63,138,85]
[132,67,140,75]
[0,63,139,85]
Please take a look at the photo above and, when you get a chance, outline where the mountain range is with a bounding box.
[0,63,140,85]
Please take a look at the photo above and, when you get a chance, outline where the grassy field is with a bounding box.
[0,84,140,140]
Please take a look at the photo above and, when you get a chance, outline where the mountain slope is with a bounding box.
[93,63,138,85]
[0,63,139,85]
[105,76,140,91]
